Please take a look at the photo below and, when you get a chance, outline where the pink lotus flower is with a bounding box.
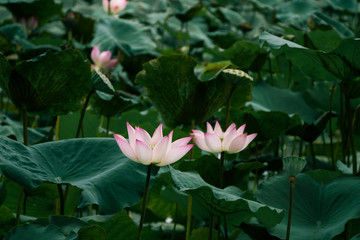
[91,45,117,71]
[103,0,127,15]
[114,122,193,166]
[191,121,257,154]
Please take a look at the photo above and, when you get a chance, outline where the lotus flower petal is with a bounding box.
[237,124,246,135]
[172,136,192,148]
[191,122,256,154]
[149,123,163,146]
[191,130,211,152]
[91,46,100,64]
[135,126,152,144]
[214,121,223,137]
[204,133,222,153]
[114,123,192,166]
[135,140,153,165]
[90,45,118,71]
[99,51,111,64]
[157,144,194,166]
[127,122,136,149]
[243,133,257,149]
[228,134,247,153]
[152,136,169,163]
[113,134,137,161]
[206,122,214,133]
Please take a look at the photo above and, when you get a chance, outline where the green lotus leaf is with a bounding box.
[324,0,357,13]
[2,0,62,26]
[87,210,161,240]
[90,91,138,118]
[223,40,268,72]
[169,166,284,227]
[255,172,360,240]
[312,12,354,38]
[91,17,156,57]
[276,0,318,29]
[4,224,68,240]
[0,49,92,115]
[282,156,307,176]
[249,82,321,123]
[135,54,251,128]
[260,32,360,82]
[230,109,302,141]
[0,136,159,214]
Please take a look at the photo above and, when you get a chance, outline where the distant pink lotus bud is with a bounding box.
[103,0,127,15]
[91,45,118,71]
[14,16,38,33]
[191,121,257,154]
[114,123,193,166]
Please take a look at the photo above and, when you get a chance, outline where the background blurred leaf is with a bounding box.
[136,54,250,127]
[1,49,92,115]
[3,0,61,25]
[248,82,321,123]
[91,17,156,57]
[255,172,360,240]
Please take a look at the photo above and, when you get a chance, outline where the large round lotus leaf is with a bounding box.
[135,54,250,128]
[4,215,106,240]
[1,49,92,115]
[255,172,360,240]
[4,224,68,240]
[260,32,360,82]
[223,40,268,72]
[90,91,136,118]
[169,166,284,227]
[325,0,357,12]
[230,109,302,141]
[276,0,318,28]
[249,82,321,123]
[0,136,159,214]
[2,0,62,25]
[91,17,156,57]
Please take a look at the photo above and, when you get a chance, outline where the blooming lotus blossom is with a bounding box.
[191,121,257,154]
[91,45,117,71]
[103,0,127,15]
[114,122,193,166]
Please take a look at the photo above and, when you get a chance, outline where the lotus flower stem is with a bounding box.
[208,215,215,240]
[22,109,28,146]
[55,116,60,141]
[219,152,225,188]
[329,86,335,168]
[286,176,295,240]
[185,194,192,240]
[186,120,195,240]
[309,142,316,169]
[15,186,24,225]
[16,109,29,225]
[106,116,111,137]
[107,0,111,15]
[76,89,95,138]
[57,184,65,215]
[171,204,178,240]
[137,164,152,240]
